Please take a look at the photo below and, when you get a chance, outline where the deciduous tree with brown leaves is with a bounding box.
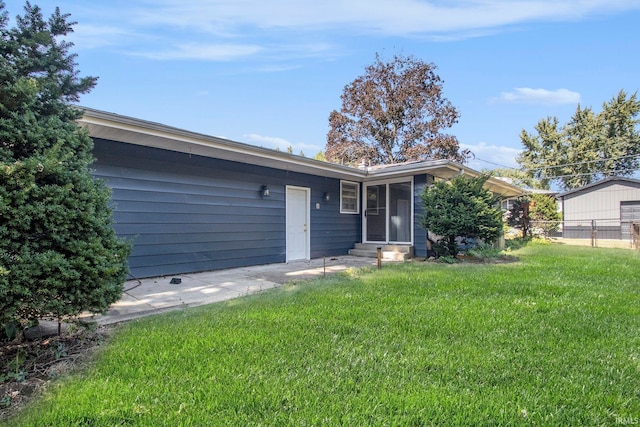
[326,53,463,166]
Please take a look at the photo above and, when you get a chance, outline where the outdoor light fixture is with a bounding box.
[261,185,270,197]
[323,192,330,202]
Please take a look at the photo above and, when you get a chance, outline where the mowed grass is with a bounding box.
[5,243,640,426]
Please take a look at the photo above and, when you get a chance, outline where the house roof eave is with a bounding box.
[78,107,524,197]
[79,107,364,181]
[559,176,640,198]
[363,161,523,197]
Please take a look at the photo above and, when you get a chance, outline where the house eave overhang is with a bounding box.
[364,161,524,197]
[78,107,524,197]
[79,108,363,181]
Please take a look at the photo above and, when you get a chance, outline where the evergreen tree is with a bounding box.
[487,167,547,190]
[420,175,503,257]
[600,91,640,175]
[0,2,130,328]
[517,90,640,190]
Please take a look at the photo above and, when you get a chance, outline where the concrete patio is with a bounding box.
[84,255,388,325]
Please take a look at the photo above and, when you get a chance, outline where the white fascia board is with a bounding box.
[77,107,525,196]
[79,108,363,181]
[365,161,523,197]
[364,159,453,179]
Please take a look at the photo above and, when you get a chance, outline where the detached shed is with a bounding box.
[559,177,640,241]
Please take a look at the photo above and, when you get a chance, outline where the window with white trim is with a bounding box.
[340,181,360,214]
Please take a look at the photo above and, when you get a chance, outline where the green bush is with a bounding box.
[0,3,130,329]
[420,174,503,257]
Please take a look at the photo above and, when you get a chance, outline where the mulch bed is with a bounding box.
[0,324,115,420]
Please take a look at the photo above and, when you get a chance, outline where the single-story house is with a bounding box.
[497,182,559,212]
[80,108,523,278]
[559,176,640,241]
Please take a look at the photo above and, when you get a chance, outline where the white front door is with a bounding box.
[286,186,310,262]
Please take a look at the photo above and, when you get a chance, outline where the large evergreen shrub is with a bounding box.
[0,2,130,329]
[420,175,503,257]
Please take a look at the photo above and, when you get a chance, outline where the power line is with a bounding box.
[475,153,640,172]
[473,157,518,170]
[523,153,640,172]
[538,166,640,180]
[474,153,640,179]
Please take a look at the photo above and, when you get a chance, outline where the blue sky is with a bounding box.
[3,0,640,172]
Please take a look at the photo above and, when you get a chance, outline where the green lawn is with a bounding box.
[4,242,640,426]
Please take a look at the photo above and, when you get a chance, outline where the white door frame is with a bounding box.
[286,186,311,262]
[363,177,414,244]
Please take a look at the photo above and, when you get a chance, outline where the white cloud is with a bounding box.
[243,133,323,156]
[125,0,640,37]
[460,142,522,171]
[129,43,262,61]
[492,88,581,105]
[243,133,292,150]
[59,0,640,60]
[69,24,135,50]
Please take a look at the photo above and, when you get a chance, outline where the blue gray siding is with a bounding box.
[92,139,360,278]
[310,180,362,259]
[413,174,434,257]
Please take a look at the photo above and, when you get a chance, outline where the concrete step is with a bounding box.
[349,244,413,261]
[353,243,413,254]
[349,249,377,258]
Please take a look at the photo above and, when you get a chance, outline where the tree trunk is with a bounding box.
[447,235,458,257]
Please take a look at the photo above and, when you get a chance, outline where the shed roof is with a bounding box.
[559,176,640,198]
[79,107,523,197]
